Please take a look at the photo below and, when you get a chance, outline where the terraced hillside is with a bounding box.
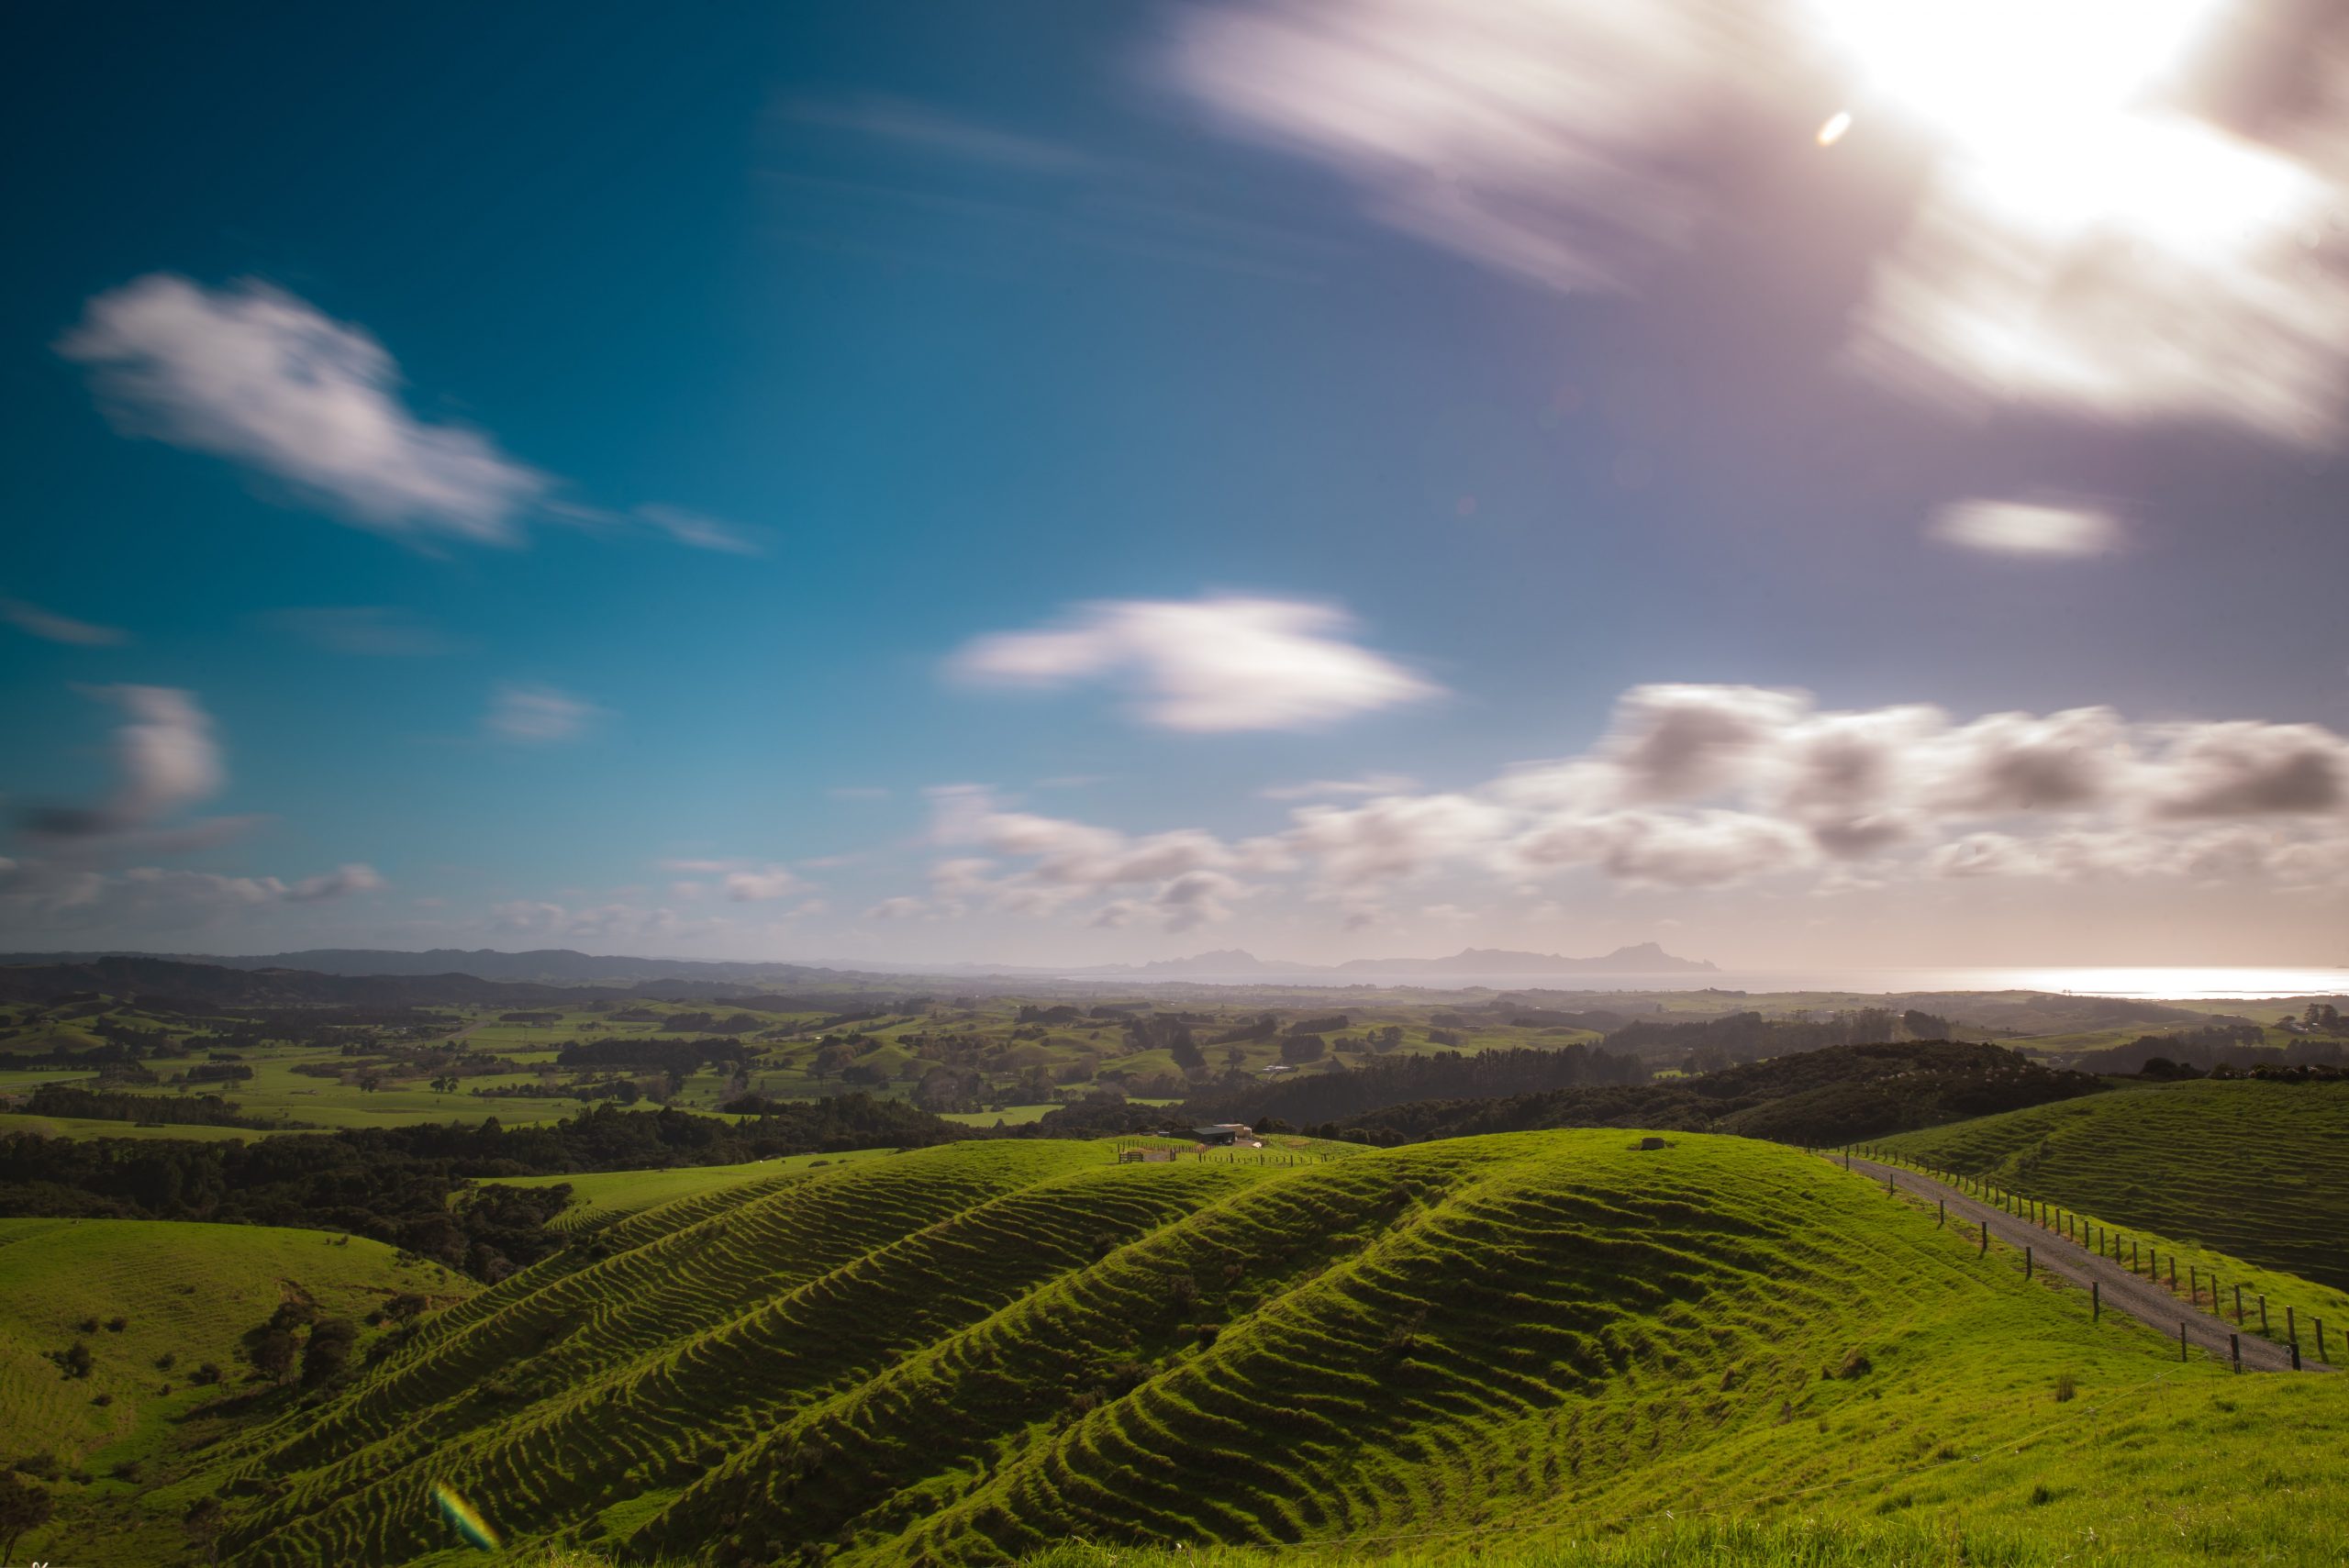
[1876,1080,2349,1291]
[189,1131,2349,1568]
[0,1218,471,1465]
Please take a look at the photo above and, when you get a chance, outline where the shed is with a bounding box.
[1191,1123,1254,1147]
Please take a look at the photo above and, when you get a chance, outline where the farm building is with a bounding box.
[1191,1123,1255,1147]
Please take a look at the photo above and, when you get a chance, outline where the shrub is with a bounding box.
[2054,1373,2077,1403]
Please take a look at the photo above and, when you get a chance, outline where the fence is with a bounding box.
[1810,1141,2330,1373]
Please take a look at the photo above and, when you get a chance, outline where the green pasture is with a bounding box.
[132,1129,2349,1568]
[0,1218,471,1470]
[485,1149,896,1230]
[1876,1080,2349,1293]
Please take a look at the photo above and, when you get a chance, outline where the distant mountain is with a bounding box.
[1076,942,1716,978]
[0,947,868,989]
[1339,943,1718,975]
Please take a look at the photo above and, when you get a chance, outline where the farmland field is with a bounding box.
[0,1218,471,1467]
[1876,1080,2349,1292]
[110,1129,2343,1568]
[488,1150,897,1229]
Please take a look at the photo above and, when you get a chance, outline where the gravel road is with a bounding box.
[1831,1153,2331,1374]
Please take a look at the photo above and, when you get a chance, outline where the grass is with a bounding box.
[0,1218,472,1470]
[1875,1081,2349,1293]
[484,1150,896,1230]
[119,1129,2347,1568]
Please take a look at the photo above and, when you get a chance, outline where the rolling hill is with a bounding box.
[0,1218,472,1468]
[1875,1079,2349,1292]
[171,1129,2347,1567]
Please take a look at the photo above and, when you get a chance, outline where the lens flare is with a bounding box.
[432,1484,500,1551]
[1816,110,1852,146]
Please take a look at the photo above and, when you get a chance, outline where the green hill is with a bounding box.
[0,1218,472,1469]
[170,1130,2348,1568]
[1310,1041,2102,1148]
[1875,1080,2349,1292]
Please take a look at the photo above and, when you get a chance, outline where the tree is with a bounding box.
[1168,1029,1207,1077]
[249,1328,299,1385]
[300,1318,359,1388]
[1280,1034,1327,1065]
[0,1471,53,1567]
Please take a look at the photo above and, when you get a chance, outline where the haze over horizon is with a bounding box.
[6,1,2349,970]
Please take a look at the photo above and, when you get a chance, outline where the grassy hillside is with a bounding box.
[164,1130,2349,1568]
[1316,1042,2102,1149]
[486,1150,894,1231]
[1876,1080,2349,1292]
[0,1218,471,1468]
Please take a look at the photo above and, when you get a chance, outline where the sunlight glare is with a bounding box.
[1816,110,1852,147]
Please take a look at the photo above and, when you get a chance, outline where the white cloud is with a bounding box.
[2,596,128,647]
[635,504,766,557]
[1164,0,2349,445]
[2144,722,2349,817]
[484,683,602,744]
[285,862,388,902]
[25,685,225,840]
[950,594,1439,731]
[722,866,804,902]
[1928,499,2124,559]
[864,895,931,921]
[866,682,2349,926]
[1258,772,1420,800]
[59,275,548,542]
[0,859,384,934]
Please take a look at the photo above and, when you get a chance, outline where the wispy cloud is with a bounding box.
[1927,498,2123,560]
[1163,0,2349,446]
[484,683,604,744]
[950,594,1440,732]
[2,595,129,647]
[58,274,778,555]
[1259,772,1421,800]
[778,94,1099,175]
[59,275,548,542]
[634,504,767,557]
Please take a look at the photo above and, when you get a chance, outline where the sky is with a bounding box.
[3,0,2348,970]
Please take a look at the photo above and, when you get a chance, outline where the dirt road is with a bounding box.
[1832,1153,2329,1374]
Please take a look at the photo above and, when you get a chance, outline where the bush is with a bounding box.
[2054,1373,2076,1403]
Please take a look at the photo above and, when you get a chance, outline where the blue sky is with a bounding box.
[5,0,2348,967]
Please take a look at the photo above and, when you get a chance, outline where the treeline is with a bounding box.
[1182,1042,1646,1128]
[2074,1025,2343,1074]
[1600,1008,1938,1066]
[21,1084,303,1131]
[555,1037,749,1073]
[1314,1041,2099,1149]
[0,1095,966,1280]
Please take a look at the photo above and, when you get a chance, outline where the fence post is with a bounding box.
[1937,1197,1945,1228]
[2168,1257,2176,1291]
[2026,1245,2033,1279]
[2189,1266,2199,1306]
[1979,1222,1987,1258]
[2288,1307,2298,1367]
[2093,1281,2100,1321]
[2179,1320,2188,1362]
[2319,1318,2328,1363]
[2232,1333,2242,1373]
[2234,1284,2243,1324]
[2261,1296,2269,1336]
